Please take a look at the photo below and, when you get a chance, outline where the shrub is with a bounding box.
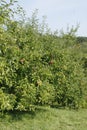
[0,0,87,112]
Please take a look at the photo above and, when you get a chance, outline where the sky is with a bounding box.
[17,0,87,36]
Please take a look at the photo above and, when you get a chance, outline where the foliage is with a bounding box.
[77,36,87,43]
[0,0,87,112]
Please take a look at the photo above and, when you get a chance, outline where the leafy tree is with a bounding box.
[0,0,87,112]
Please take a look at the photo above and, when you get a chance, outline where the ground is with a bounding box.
[0,107,87,130]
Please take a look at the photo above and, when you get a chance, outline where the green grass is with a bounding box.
[0,107,87,130]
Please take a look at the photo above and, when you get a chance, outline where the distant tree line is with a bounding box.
[77,36,87,43]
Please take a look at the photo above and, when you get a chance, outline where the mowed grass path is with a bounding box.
[0,107,87,130]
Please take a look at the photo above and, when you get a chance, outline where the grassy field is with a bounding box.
[0,107,87,130]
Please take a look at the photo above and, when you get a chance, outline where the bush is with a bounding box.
[0,0,87,112]
[36,80,55,105]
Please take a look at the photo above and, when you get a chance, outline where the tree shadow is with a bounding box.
[0,110,36,122]
[0,106,49,122]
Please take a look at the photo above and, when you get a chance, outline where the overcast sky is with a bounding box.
[17,0,87,36]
